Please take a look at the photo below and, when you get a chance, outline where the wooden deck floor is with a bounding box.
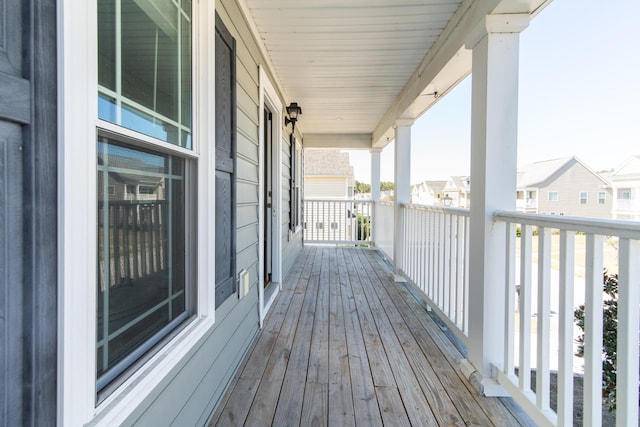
[209,247,531,427]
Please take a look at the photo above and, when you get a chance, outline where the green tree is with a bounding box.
[574,270,618,412]
[354,180,371,194]
[380,181,394,191]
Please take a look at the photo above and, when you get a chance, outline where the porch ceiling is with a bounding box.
[240,0,551,149]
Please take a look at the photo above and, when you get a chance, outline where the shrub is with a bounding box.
[574,271,618,412]
[357,214,370,241]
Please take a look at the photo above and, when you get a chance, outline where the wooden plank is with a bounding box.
[364,250,493,426]
[337,248,383,427]
[343,249,396,388]
[328,287,355,426]
[376,253,524,426]
[300,382,328,427]
[306,248,330,383]
[351,250,441,426]
[271,248,321,426]
[375,386,411,427]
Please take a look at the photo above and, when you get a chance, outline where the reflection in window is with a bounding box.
[97,137,187,391]
[98,0,192,148]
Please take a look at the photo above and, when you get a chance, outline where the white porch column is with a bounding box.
[393,120,412,279]
[371,149,381,202]
[370,148,381,247]
[463,14,529,396]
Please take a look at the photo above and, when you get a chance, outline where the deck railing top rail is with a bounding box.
[494,210,640,239]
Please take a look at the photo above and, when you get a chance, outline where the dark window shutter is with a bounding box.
[1,0,57,423]
[214,14,236,308]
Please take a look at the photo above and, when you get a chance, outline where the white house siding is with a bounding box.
[537,161,612,218]
[109,1,301,424]
[305,176,349,199]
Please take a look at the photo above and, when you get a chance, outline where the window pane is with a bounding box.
[98,0,116,89]
[98,0,192,147]
[97,138,186,386]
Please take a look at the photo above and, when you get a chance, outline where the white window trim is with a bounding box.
[58,1,217,425]
[258,66,283,328]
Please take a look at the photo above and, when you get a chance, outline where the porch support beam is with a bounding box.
[304,133,372,149]
[393,120,412,280]
[464,14,528,396]
[371,148,381,247]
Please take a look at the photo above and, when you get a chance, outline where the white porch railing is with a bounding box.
[303,199,372,245]
[399,204,470,343]
[375,201,395,260]
[374,203,640,426]
[492,212,640,427]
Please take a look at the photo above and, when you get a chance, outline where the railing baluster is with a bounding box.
[583,234,603,427]
[504,221,516,375]
[536,227,551,411]
[519,223,532,392]
[617,238,640,427]
[558,229,575,427]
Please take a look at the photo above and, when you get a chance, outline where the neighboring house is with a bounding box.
[303,150,357,241]
[516,156,613,218]
[443,176,471,208]
[411,180,447,205]
[609,155,640,221]
[303,149,355,199]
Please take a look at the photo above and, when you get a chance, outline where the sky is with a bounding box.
[347,0,640,184]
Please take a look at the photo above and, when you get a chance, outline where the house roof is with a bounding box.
[304,149,355,185]
[611,155,640,178]
[516,156,610,188]
[415,180,447,194]
[445,175,470,190]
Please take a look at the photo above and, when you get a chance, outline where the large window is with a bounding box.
[98,0,192,148]
[97,0,193,394]
[97,138,188,391]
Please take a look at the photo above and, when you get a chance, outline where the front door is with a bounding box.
[263,107,273,288]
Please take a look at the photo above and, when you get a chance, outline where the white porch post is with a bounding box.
[393,120,412,279]
[463,14,528,395]
[371,148,381,246]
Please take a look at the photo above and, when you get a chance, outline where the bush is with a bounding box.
[357,214,370,241]
[574,271,618,412]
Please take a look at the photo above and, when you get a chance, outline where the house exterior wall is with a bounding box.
[610,156,640,221]
[304,176,349,199]
[536,161,612,218]
[48,0,303,424]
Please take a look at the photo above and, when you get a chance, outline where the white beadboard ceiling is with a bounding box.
[242,0,551,147]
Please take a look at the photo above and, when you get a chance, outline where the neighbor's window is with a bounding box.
[579,191,588,204]
[98,0,192,148]
[598,191,606,205]
[618,189,631,200]
[548,191,559,201]
[96,0,193,395]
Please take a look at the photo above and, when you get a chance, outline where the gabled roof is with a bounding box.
[416,180,447,194]
[516,156,610,188]
[445,176,470,190]
[610,155,640,178]
[304,150,355,184]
